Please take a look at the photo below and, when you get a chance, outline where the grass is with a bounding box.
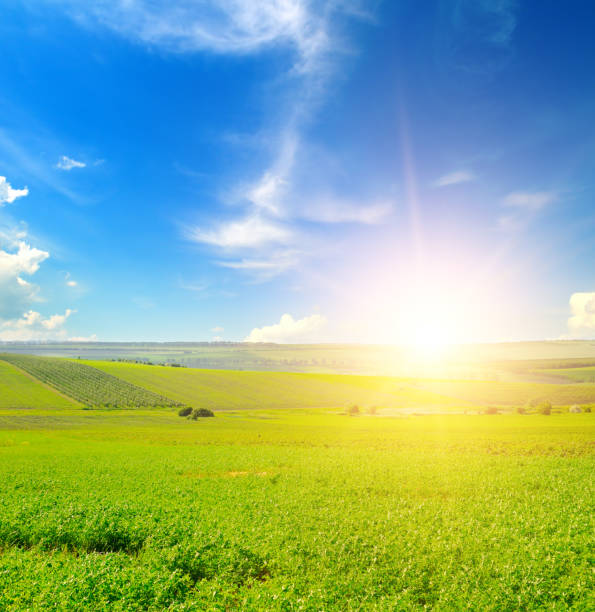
[541,366,595,383]
[82,359,595,410]
[0,409,593,610]
[0,354,182,409]
[0,359,78,409]
[415,379,595,407]
[82,360,472,412]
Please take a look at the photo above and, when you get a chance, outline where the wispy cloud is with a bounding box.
[438,0,518,75]
[57,1,382,278]
[56,155,86,170]
[0,129,83,203]
[301,198,393,224]
[502,191,557,211]
[217,249,299,280]
[244,312,326,342]
[57,0,341,74]
[188,215,292,249]
[434,170,475,187]
[68,334,98,342]
[498,190,557,231]
[0,176,28,205]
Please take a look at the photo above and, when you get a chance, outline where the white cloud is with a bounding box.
[188,214,292,249]
[56,0,344,74]
[244,312,326,343]
[244,132,297,215]
[302,198,392,224]
[434,171,474,187]
[0,240,49,319]
[0,232,78,340]
[0,309,75,341]
[41,309,75,330]
[67,280,77,287]
[498,190,557,231]
[568,292,595,337]
[0,176,28,205]
[68,334,98,342]
[211,326,224,333]
[63,1,377,278]
[0,241,49,278]
[56,155,86,170]
[502,191,557,211]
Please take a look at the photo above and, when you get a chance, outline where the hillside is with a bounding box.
[0,355,182,409]
[84,361,471,412]
[0,360,78,409]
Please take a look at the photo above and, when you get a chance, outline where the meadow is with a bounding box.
[0,351,594,609]
[0,409,593,610]
[0,359,77,410]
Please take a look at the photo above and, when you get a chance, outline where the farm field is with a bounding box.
[0,409,593,610]
[540,367,595,383]
[83,360,470,412]
[3,340,595,376]
[0,359,78,409]
[414,379,595,408]
[0,354,182,409]
[87,360,595,411]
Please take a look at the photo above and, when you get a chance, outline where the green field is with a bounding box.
[4,339,595,376]
[83,360,595,410]
[0,360,78,409]
[541,367,595,383]
[0,354,182,409]
[0,409,593,610]
[83,360,471,412]
[415,379,595,407]
[0,353,593,608]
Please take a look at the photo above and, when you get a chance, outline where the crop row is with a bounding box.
[0,354,183,409]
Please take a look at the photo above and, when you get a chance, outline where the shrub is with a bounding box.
[485,406,499,415]
[347,405,360,416]
[516,406,526,415]
[367,406,378,415]
[178,406,192,417]
[190,408,215,419]
[538,402,552,415]
[585,406,592,413]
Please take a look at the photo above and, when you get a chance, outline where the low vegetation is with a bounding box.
[0,360,78,409]
[0,410,592,609]
[0,354,181,409]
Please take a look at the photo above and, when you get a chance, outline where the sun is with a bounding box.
[399,293,467,360]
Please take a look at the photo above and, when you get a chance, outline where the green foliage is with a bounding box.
[0,354,181,409]
[189,407,215,419]
[347,404,360,415]
[177,406,192,417]
[539,402,552,415]
[0,410,592,609]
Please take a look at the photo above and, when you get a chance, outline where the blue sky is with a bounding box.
[1,0,595,344]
